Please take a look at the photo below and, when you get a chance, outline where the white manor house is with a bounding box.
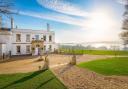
[0,18,56,57]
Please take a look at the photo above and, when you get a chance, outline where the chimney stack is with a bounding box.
[47,23,50,31]
[11,17,14,29]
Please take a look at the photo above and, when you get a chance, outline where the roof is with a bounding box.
[11,28,55,34]
[0,28,11,31]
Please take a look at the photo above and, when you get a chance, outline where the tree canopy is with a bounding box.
[121,1,128,45]
[0,0,14,15]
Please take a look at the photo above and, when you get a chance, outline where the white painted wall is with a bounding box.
[0,44,2,56]
[11,44,31,55]
[0,31,12,55]
[0,44,6,56]
[0,29,57,55]
[11,29,56,55]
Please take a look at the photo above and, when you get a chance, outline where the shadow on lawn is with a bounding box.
[35,77,55,89]
[1,70,47,89]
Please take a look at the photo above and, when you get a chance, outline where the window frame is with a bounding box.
[26,34,30,42]
[16,45,21,54]
[49,35,52,42]
[49,45,52,51]
[43,35,46,41]
[35,35,39,40]
[26,45,30,53]
[16,34,21,42]
[44,45,46,51]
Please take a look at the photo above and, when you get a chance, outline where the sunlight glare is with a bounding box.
[85,8,117,41]
[88,9,114,30]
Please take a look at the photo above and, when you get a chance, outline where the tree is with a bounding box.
[0,0,17,28]
[121,0,128,47]
[0,0,14,15]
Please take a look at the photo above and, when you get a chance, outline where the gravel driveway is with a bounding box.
[0,54,108,74]
[52,65,128,89]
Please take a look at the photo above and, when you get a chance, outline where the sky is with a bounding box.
[5,0,126,43]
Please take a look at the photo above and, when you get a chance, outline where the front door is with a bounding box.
[34,47,38,55]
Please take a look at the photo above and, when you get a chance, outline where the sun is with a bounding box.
[84,8,117,41]
[88,9,114,31]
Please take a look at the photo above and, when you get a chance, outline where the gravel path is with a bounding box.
[52,65,128,89]
[0,54,108,74]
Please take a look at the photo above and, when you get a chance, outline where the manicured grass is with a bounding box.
[78,57,128,76]
[60,49,128,55]
[0,70,67,89]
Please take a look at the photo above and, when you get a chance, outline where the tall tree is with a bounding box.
[121,0,128,47]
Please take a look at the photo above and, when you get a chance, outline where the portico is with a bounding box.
[31,39,44,56]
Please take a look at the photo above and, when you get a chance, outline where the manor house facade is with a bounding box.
[0,22,56,56]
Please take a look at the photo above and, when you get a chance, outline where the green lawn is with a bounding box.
[60,49,128,55]
[78,57,128,76]
[0,70,67,89]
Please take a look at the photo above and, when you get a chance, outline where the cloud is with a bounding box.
[18,8,121,31]
[117,0,128,5]
[36,0,89,17]
[17,6,122,43]
[19,10,86,27]
[56,8,122,43]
